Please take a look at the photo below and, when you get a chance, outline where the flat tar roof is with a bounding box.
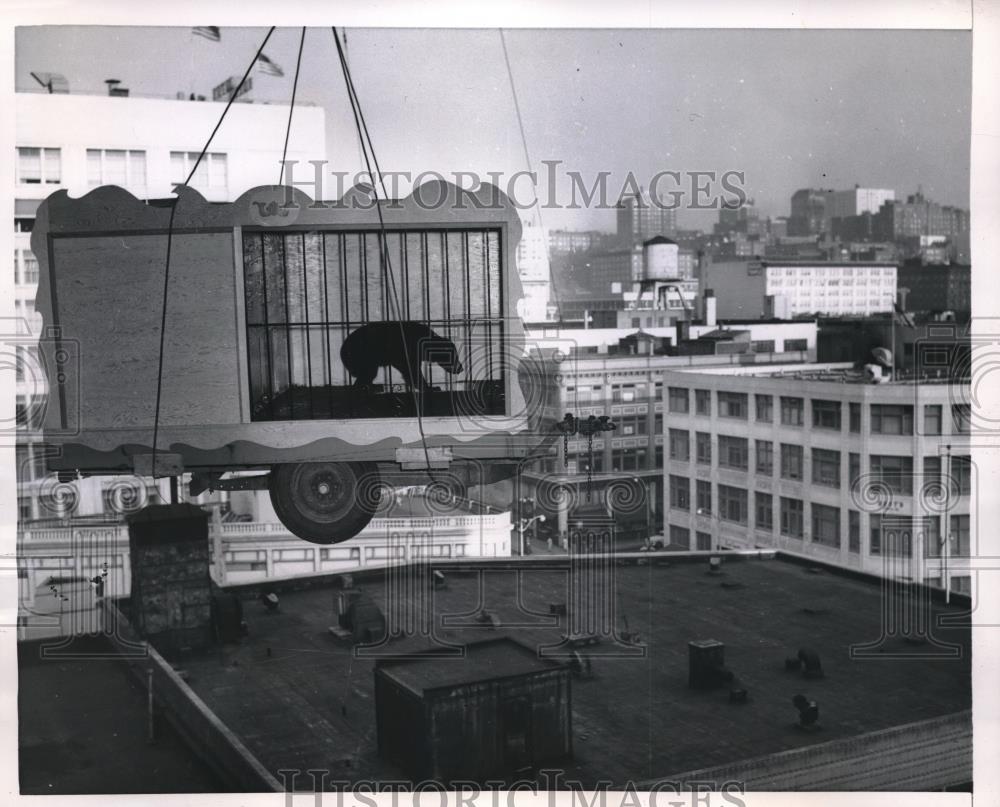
[175,556,970,788]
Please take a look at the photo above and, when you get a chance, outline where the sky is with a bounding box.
[15,26,972,232]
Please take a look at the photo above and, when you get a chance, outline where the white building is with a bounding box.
[703,259,897,319]
[16,493,512,639]
[515,218,552,322]
[660,365,972,592]
[14,88,327,523]
[825,187,896,224]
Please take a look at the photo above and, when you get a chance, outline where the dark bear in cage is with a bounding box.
[340,321,464,392]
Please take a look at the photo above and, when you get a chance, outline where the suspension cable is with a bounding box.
[279,27,307,185]
[150,27,276,486]
[332,27,438,481]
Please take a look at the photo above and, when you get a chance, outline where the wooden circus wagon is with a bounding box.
[33,180,555,544]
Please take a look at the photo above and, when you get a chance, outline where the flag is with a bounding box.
[192,26,221,41]
[256,53,285,77]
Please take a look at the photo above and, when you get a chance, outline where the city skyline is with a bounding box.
[15,26,971,231]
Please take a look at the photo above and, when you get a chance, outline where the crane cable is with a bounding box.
[278,28,307,185]
[151,26,276,488]
[331,27,440,487]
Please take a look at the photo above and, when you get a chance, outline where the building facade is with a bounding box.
[616,189,678,245]
[703,259,898,319]
[660,366,972,591]
[14,89,327,524]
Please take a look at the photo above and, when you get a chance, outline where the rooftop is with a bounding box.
[168,556,969,788]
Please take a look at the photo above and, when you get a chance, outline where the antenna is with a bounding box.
[30,71,68,94]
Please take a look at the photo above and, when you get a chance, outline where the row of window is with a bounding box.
[666,387,971,436]
[666,431,973,494]
[667,477,971,556]
[13,249,39,285]
[15,146,228,192]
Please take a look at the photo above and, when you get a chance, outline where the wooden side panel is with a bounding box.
[49,231,241,429]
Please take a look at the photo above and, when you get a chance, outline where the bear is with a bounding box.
[340,321,464,393]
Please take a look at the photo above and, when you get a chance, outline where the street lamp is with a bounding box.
[518,514,546,556]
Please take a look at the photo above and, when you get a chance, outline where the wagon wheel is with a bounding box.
[268,461,381,544]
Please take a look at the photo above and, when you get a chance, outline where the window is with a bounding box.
[718,391,748,419]
[86,149,147,189]
[870,455,913,495]
[755,394,773,422]
[696,480,712,515]
[668,429,690,462]
[849,453,861,489]
[611,447,646,472]
[949,514,970,557]
[780,497,804,538]
[784,338,808,352]
[780,396,803,426]
[669,475,690,511]
[922,516,942,558]
[924,455,941,479]
[924,404,942,435]
[811,448,841,488]
[14,217,34,233]
[653,445,663,467]
[16,146,61,184]
[871,404,913,435]
[20,251,39,284]
[718,435,748,471]
[880,518,913,557]
[951,455,972,496]
[244,228,505,420]
[719,485,748,524]
[669,524,691,549]
[869,513,882,556]
[612,382,642,402]
[780,443,803,480]
[811,504,841,548]
[695,389,711,416]
[811,400,841,430]
[849,402,861,433]
[668,387,689,413]
[695,432,712,465]
[951,404,971,435]
[654,413,663,434]
[619,413,645,437]
[170,151,228,191]
[751,340,775,353]
[754,440,773,475]
[755,492,773,530]
[849,510,860,553]
[576,450,605,474]
[695,531,712,551]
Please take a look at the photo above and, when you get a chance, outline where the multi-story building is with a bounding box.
[515,219,553,322]
[703,259,897,319]
[824,187,896,227]
[14,87,327,523]
[898,262,971,316]
[714,198,763,237]
[788,188,832,236]
[873,192,970,241]
[660,365,972,591]
[547,229,609,255]
[521,339,820,543]
[615,188,677,245]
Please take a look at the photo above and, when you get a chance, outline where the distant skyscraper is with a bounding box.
[715,197,762,237]
[616,188,677,245]
[825,187,896,221]
[788,188,831,236]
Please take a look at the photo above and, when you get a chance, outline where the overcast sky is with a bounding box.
[15,26,971,231]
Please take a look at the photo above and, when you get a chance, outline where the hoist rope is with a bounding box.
[332,27,439,484]
[151,27,276,486]
[278,27,307,185]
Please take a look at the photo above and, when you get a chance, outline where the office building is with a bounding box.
[14,88,327,525]
[703,259,897,319]
[615,188,677,245]
[660,365,972,591]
